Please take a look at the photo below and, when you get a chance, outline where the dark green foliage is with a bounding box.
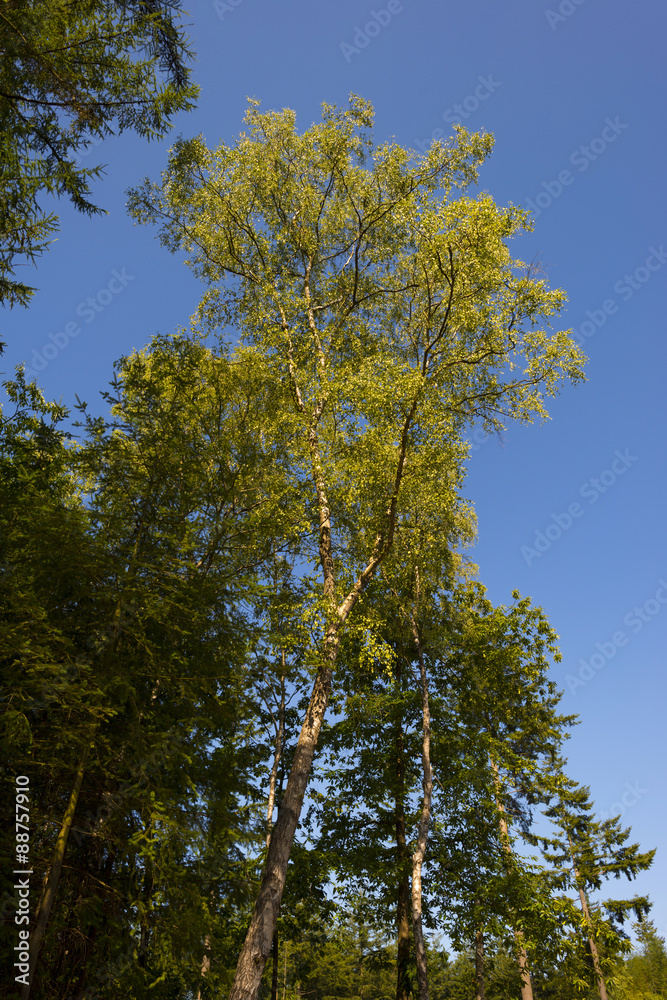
[534,765,655,992]
[0,347,271,997]
[0,0,198,307]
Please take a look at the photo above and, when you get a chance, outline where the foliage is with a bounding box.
[0,0,198,308]
[0,96,658,1000]
[612,922,667,999]
[0,346,269,997]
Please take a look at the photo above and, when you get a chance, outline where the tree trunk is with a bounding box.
[474,927,486,1000]
[515,936,533,1000]
[571,854,608,1000]
[490,758,533,1000]
[229,362,408,999]
[228,633,337,1000]
[266,675,284,1000]
[270,932,280,1000]
[394,691,412,1000]
[265,665,285,847]
[26,750,87,999]
[411,595,432,1000]
[196,934,212,1000]
[578,887,608,1000]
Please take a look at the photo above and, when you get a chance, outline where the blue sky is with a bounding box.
[3,0,666,945]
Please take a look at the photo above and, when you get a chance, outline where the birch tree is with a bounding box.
[127,95,585,999]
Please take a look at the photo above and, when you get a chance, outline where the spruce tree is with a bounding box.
[540,764,654,999]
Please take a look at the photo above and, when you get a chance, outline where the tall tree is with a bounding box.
[310,578,582,1000]
[0,335,283,997]
[425,585,578,986]
[0,371,109,996]
[540,766,654,998]
[620,921,667,998]
[0,0,198,308]
[127,94,586,1000]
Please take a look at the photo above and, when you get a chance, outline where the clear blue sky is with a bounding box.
[3,0,665,944]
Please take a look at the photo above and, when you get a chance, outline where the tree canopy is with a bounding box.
[0,95,659,1000]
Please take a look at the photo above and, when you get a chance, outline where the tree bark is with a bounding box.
[410,590,432,1000]
[515,932,533,1000]
[196,934,211,1000]
[394,686,412,1000]
[270,932,280,1000]
[266,672,284,1000]
[474,927,486,1000]
[265,664,285,847]
[26,750,87,999]
[228,635,336,1000]
[490,758,533,1000]
[571,849,608,1000]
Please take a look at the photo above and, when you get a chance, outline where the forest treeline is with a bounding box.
[0,85,663,1000]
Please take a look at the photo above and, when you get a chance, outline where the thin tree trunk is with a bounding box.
[410,582,432,1000]
[265,662,286,847]
[26,750,87,999]
[394,673,412,1000]
[570,849,608,1000]
[270,932,280,1000]
[490,758,533,1000]
[514,923,532,992]
[474,927,486,1000]
[266,668,285,1000]
[513,923,532,995]
[228,633,337,1000]
[196,934,211,1000]
[578,887,608,1000]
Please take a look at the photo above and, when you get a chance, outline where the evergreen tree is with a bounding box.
[0,0,198,307]
[0,335,287,997]
[617,921,667,998]
[426,584,576,981]
[539,766,654,999]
